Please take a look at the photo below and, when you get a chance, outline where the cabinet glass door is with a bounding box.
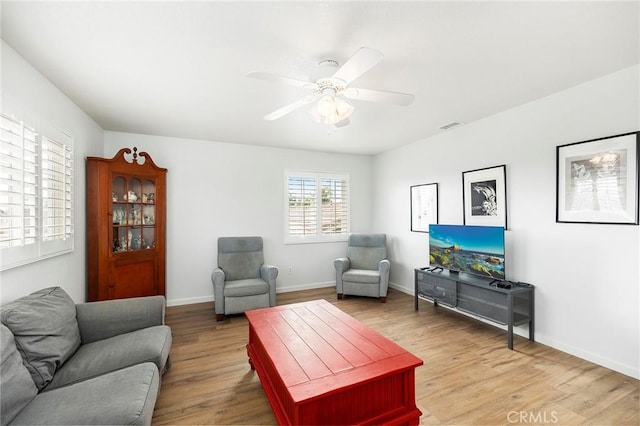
[111,175,156,253]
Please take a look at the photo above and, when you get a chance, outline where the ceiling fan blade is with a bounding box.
[332,47,383,85]
[264,95,319,121]
[342,87,414,106]
[246,71,315,89]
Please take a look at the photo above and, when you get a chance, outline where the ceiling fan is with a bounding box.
[247,47,414,127]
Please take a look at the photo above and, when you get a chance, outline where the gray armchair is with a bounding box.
[211,236,278,321]
[335,233,390,302]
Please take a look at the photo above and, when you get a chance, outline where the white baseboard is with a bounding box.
[535,334,640,380]
[276,281,336,293]
[167,281,410,308]
[388,281,413,296]
[166,281,336,307]
[166,295,214,307]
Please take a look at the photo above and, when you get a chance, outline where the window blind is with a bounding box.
[285,171,349,243]
[320,177,348,236]
[0,113,74,270]
[288,176,317,237]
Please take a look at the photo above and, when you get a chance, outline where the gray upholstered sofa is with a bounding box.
[212,236,278,321]
[0,287,172,426]
[335,233,390,302]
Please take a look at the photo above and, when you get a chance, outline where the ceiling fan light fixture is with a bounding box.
[248,47,414,126]
[310,95,353,125]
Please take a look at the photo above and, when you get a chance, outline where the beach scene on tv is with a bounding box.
[429,224,505,280]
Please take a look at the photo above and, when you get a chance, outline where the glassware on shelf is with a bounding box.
[109,176,159,253]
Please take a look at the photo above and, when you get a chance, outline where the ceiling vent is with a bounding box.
[439,122,461,131]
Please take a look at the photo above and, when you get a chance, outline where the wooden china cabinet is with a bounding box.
[86,147,166,301]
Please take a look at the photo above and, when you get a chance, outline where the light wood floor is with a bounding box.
[152,287,639,425]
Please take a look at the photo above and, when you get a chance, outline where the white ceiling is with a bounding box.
[2,1,639,155]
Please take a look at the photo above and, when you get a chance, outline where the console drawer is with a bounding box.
[417,275,456,307]
[457,283,507,324]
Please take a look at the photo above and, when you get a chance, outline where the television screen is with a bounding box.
[429,224,505,280]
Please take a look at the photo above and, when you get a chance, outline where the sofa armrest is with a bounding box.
[260,265,278,306]
[378,259,390,275]
[378,259,391,296]
[334,258,350,293]
[211,267,226,314]
[260,264,278,283]
[76,296,166,344]
[334,257,350,273]
[211,267,225,288]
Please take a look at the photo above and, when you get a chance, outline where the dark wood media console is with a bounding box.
[414,268,534,349]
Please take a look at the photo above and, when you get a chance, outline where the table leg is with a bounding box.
[507,293,513,350]
[247,344,255,370]
[529,289,535,341]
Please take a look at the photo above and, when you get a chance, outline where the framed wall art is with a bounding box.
[462,164,507,228]
[556,131,639,225]
[410,183,438,232]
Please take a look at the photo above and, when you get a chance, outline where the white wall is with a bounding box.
[0,41,105,304]
[104,132,373,305]
[374,65,640,379]
[2,36,637,380]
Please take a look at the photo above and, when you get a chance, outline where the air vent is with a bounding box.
[439,122,461,131]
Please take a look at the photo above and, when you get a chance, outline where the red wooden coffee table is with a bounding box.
[246,299,423,425]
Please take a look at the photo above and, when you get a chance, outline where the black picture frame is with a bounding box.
[556,131,639,225]
[462,164,507,229]
[410,183,438,232]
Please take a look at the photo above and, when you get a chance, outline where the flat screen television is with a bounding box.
[428,224,505,280]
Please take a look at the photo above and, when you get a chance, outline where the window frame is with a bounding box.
[1,113,74,271]
[284,170,350,244]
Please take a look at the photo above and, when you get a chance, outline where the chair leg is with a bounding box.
[380,296,387,303]
[216,313,224,321]
[337,293,343,300]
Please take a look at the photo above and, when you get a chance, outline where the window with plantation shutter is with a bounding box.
[285,171,349,243]
[40,135,73,244]
[287,175,317,238]
[0,113,74,270]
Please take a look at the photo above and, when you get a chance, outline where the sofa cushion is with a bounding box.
[0,287,81,390]
[348,247,386,270]
[224,278,269,298]
[347,234,387,270]
[44,325,172,391]
[218,237,264,281]
[343,269,382,284]
[75,295,166,344]
[10,362,159,426]
[0,324,38,425]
